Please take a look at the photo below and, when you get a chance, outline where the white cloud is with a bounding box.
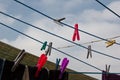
[79,1,120,22]
[0,3,7,12]
[1,0,120,80]
[103,1,120,20]
[63,0,83,11]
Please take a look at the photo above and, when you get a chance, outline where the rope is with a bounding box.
[1,11,120,61]
[14,0,120,46]
[69,71,120,74]
[95,0,120,19]
[0,22,102,71]
[58,35,120,49]
[0,11,120,61]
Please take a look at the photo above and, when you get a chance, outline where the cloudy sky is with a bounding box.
[0,0,120,79]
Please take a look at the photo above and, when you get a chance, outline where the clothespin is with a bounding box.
[59,58,69,79]
[55,58,61,70]
[105,40,116,48]
[11,49,25,72]
[72,24,80,41]
[54,17,66,26]
[106,64,110,73]
[87,45,92,59]
[45,42,52,56]
[41,41,47,51]
[105,64,110,76]
[22,65,29,80]
[35,54,47,77]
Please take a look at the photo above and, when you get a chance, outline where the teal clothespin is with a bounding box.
[41,41,47,50]
[56,58,61,70]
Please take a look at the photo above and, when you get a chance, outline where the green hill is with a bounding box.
[0,41,97,80]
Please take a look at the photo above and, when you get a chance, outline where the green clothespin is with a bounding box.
[41,41,47,50]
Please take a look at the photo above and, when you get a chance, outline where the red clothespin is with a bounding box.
[87,45,92,59]
[35,54,47,77]
[72,24,80,41]
[59,58,69,79]
[35,42,53,77]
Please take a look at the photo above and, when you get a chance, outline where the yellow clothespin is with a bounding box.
[105,40,116,48]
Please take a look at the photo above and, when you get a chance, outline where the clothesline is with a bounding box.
[0,22,103,71]
[69,71,120,74]
[57,35,120,49]
[95,0,120,19]
[14,0,120,46]
[1,11,120,61]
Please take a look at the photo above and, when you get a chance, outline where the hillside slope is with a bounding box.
[0,41,97,80]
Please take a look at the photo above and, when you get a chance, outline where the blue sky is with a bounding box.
[0,0,120,79]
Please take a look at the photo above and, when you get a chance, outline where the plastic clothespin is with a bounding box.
[45,42,52,56]
[11,49,25,72]
[106,64,110,73]
[41,41,47,51]
[105,64,110,76]
[59,58,69,79]
[72,24,80,41]
[56,58,61,70]
[105,40,116,48]
[35,54,47,77]
[22,65,30,80]
[87,45,92,59]
[54,17,66,26]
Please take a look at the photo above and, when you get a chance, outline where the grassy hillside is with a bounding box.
[0,41,97,80]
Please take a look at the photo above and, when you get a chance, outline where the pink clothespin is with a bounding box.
[59,58,69,79]
[72,24,80,41]
[35,54,47,77]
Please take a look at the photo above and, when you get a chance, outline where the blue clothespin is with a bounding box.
[59,58,69,79]
[41,41,47,51]
[56,58,61,70]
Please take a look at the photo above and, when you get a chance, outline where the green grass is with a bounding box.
[0,41,97,80]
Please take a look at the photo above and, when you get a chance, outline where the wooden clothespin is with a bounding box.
[41,41,47,51]
[72,24,80,41]
[54,17,66,26]
[11,49,25,72]
[105,40,116,48]
[45,42,52,56]
[87,45,92,59]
